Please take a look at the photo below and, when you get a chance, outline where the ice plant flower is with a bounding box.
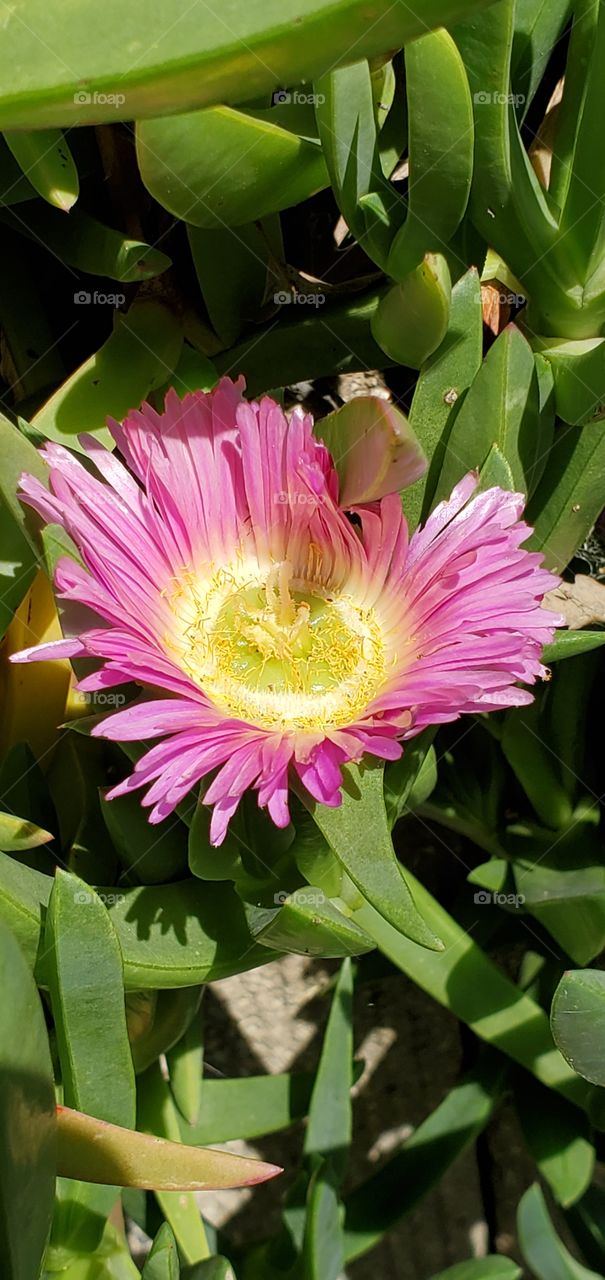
[12,379,561,844]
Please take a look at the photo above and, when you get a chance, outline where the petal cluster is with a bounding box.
[13,379,561,842]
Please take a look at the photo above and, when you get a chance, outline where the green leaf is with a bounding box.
[44,869,136,1124]
[434,324,538,502]
[551,970,605,1087]
[100,789,189,885]
[343,1054,505,1261]
[188,221,278,348]
[178,1071,315,1145]
[305,958,353,1162]
[517,1183,603,1280]
[530,336,605,425]
[255,887,375,959]
[430,1260,522,1279]
[0,0,494,129]
[57,1102,282,1190]
[185,1262,236,1280]
[0,411,48,637]
[405,266,483,531]
[166,1009,204,1127]
[0,810,52,851]
[0,203,171,280]
[516,1076,594,1207]
[511,0,572,116]
[384,728,438,827]
[477,443,515,492]
[142,1224,180,1280]
[138,107,327,227]
[215,287,388,395]
[371,254,452,369]
[129,988,202,1076]
[501,699,574,830]
[543,630,605,662]
[0,923,55,1280]
[3,128,78,209]
[0,859,276,989]
[314,59,395,266]
[526,418,605,572]
[387,30,473,277]
[297,761,443,950]
[32,299,183,450]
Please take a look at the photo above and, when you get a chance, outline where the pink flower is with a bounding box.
[12,379,561,844]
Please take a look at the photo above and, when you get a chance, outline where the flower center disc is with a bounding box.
[175,561,386,729]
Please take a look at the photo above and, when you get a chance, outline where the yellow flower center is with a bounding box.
[165,559,386,730]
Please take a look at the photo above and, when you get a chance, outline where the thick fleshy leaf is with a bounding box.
[531,336,605,425]
[371,254,452,369]
[516,1077,594,1207]
[32,299,183,450]
[551,970,605,1087]
[215,287,388,395]
[430,1262,521,1279]
[304,958,353,1162]
[0,810,52,851]
[387,30,473,278]
[526,418,605,572]
[0,924,56,1280]
[314,58,396,269]
[142,1224,180,1280]
[0,411,47,638]
[405,266,483,530]
[56,1104,282,1190]
[188,219,280,347]
[255,887,375,959]
[517,1184,603,1280]
[297,762,442,951]
[0,859,277,989]
[543,630,605,662]
[1,203,171,280]
[316,396,427,505]
[166,1009,204,1127]
[3,128,78,210]
[434,324,539,501]
[138,107,327,227]
[0,0,494,130]
[178,1071,315,1145]
[129,988,202,1075]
